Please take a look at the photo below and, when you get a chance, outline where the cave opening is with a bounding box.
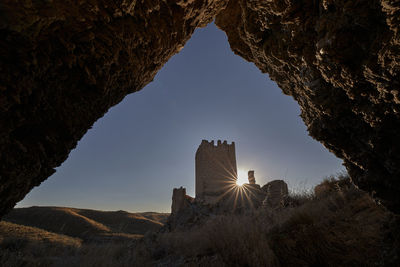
[16,23,344,213]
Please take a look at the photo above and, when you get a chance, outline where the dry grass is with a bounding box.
[0,221,82,248]
[0,208,167,266]
[1,175,398,266]
[154,214,277,266]
[0,221,81,266]
[146,175,397,266]
[0,221,152,267]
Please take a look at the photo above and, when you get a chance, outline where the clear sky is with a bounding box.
[17,23,344,212]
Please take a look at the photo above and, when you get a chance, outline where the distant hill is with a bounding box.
[2,207,170,242]
[0,220,81,247]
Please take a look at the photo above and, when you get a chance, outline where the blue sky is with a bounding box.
[17,23,344,212]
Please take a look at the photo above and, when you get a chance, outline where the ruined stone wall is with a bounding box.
[248,170,256,184]
[171,187,193,214]
[195,140,237,204]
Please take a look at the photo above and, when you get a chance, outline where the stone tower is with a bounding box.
[195,140,237,204]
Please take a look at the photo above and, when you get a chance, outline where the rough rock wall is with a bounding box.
[216,0,400,212]
[0,0,228,218]
[1,0,400,218]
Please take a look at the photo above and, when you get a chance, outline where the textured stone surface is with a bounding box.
[1,0,400,218]
[171,187,193,215]
[262,180,288,209]
[216,0,400,212]
[0,0,228,218]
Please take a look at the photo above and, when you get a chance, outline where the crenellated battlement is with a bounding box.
[199,139,235,148]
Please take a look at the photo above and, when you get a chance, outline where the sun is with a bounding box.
[236,169,248,186]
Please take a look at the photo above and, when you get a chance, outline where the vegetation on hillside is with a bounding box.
[0,174,398,266]
[3,207,168,242]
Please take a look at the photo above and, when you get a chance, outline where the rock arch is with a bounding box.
[0,0,399,217]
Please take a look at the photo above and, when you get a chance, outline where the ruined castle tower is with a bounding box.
[195,140,237,204]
